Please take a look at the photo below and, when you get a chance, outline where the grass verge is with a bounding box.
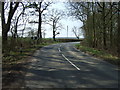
[75,44,120,66]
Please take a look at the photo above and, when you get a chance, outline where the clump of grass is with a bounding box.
[75,44,120,66]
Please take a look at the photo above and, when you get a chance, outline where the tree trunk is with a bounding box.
[2,28,8,42]
[37,2,42,39]
[92,2,96,48]
[14,10,23,38]
[53,31,56,41]
[39,13,42,38]
[53,20,56,41]
[110,2,113,47]
[117,1,120,57]
[86,3,91,47]
[1,2,7,42]
[102,2,107,49]
[2,2,19,42]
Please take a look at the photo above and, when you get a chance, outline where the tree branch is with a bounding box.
[41,2,52,13]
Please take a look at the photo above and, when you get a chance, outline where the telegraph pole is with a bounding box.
[67,25,68,38]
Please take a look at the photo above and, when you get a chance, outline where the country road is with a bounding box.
[24,42,118,88]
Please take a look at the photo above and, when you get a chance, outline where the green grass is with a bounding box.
[3,38,62,65]
[75,44,120,66]
[2,38,82,66]
[2,37,64,73]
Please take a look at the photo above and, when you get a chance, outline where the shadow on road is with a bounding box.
[22,53,118,88]
[2,43,119,89]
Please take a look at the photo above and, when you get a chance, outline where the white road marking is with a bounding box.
[58,48,61,52]
[62,54,80,70]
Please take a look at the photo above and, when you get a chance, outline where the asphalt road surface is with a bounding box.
[24,42,118,88]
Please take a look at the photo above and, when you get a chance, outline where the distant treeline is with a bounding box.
[56,38,83,42]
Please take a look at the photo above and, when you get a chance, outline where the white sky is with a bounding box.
[44,17,83,38]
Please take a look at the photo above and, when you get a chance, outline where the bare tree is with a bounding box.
[28,1,52,39]
[12,2,25,38]
[72,26,81,39]
[2,2,19,42]
[44,9,64,41]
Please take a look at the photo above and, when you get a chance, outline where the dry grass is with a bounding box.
[75,44,120,66]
